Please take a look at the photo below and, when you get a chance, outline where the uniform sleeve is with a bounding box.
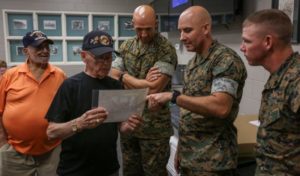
[211,53,247,98]
[111,56,125,71]
[153,41,178,77]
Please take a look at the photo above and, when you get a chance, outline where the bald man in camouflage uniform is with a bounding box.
[241,9,300,175]
[147,6,247,175]
[111,5,178,176]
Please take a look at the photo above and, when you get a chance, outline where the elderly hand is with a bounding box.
[77,107,108,130]
[119,114,143,133]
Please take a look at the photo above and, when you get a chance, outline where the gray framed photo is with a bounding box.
[43,20,56,30]
[272,0,300,43]
[13,19,27,30]
[71,20,84,30]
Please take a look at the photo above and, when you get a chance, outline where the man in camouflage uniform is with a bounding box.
[147,6,247,175]
[110,5,178,176]
[241,9,300,175]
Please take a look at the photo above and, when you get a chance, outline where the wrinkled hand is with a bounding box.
[77,107,108,129]
[120,114,143,133]
[146,67,162,82]
[147,92,172,111]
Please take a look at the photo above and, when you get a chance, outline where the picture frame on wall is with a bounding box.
[38,14,62,36]
[43,20,56,30]
[72,46,82,56]
[272,0,300,43]
[8,13,33,36]
[66,15,88,36]
[118,16,135,37]
[93,15,114,36]
[67,41,82,61]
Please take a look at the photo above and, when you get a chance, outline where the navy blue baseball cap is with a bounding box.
[23,30,54,48]
[82,30,115,57]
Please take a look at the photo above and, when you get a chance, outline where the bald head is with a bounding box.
[133,5,156,24]
[132,5,157,44]
[179,6,212,27]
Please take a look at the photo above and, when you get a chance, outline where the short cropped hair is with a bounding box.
[243,9,292,44]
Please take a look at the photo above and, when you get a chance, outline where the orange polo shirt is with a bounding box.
[0,62,66,155]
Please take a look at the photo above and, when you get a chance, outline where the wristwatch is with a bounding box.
[119,73,125,83]
[171,90,181,104]
[71,119,79,133]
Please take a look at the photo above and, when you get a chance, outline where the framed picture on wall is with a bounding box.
[93,15,114,36]
[118,16,135,37]
[8,13,33,36]
[66,15,88,36]
[67,40,82,61]
[272,0,300,43]
[38,14,62,36]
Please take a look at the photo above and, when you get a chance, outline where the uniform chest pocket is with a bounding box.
[259,88,284,128]
[184,68,212,96]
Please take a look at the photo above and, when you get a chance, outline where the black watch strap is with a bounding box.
[171,90,181,104]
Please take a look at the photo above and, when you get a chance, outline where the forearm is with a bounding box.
[47,120,76,140]
[123,73,170,94]
[176,93,233,118]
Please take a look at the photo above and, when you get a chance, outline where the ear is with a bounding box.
[202,23,210,35]
[80,51,87,63]
[22,47,28,55]
[264,35,273,50]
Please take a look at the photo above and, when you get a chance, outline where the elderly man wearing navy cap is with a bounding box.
[45,30,142,176]
[0,30,66,176]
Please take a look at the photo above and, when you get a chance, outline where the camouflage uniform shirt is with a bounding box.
[255,52,300,175]
[112,33,178,139]
[179,40,247,172]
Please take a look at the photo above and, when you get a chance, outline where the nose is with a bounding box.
[141,30,148,38]
[179,31,186,41]
[240,42,245,52]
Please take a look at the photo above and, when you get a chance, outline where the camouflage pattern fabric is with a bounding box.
[112,33,177,175]
[179,40,247,174]
[112,33,178,139]
[121,134,170,176]
[255,52,300,176]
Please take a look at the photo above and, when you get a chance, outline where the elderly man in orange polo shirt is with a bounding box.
[0,30,66,176]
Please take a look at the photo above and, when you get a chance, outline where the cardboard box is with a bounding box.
[235,115,258,157]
